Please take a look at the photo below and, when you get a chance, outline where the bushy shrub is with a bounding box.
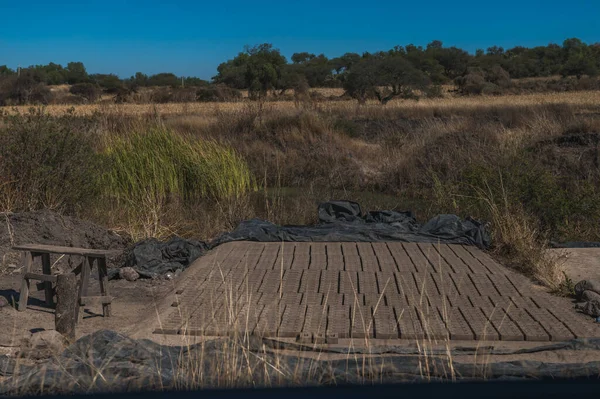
[196,84,242,102]
[0,110,100,212]
[69,83,101,102]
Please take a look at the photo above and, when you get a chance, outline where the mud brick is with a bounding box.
[350,305,373,338]
[303,305,328,335]
[239,245,265,271]
[235,304,264,335]
[357,242,380,271]
[434,244,472,274]
[281,292,303,306]
[257,293,280,306]
[405,287,429,309]
[488,274,520,297]
[339,271,359,295]
[386,242,415,272]
[212,243,236,265]
[418,243,453,273]
[467,295,493,308]
[396,273,419,297]
[547,308,599,339]
[309,243,327,270]
[239,269,266,293]
[425,293,451,309]
[371,243,397,273]
[431,273,460,297]
[259,269,283,294]
[413,273,440,297]
[403,243,434,273]
[297,332,312,344]
[363,293,386,306]
[504,308,549,341]
[526,308,574,341]
[450,273,479,296]
[299,270,321,292]
[510,296,539,309]
[448,245,487,274]
[458,305,499,341]
[328,305,350,338]
[280,269,302,293]
[292,244,310,270]
[396,306,425,340]
[320,270,339,294]
[504,273,533,297]
[302,292,323,306]
[372,304,398,339]
[346,292,364,306]
[438,307,473,340]
[280,304,305,338]
[341,243,362,271]
[255,243,281,269]
[469,274,501,297]
[446,294,472,308]
[478,305,524,341]
[275,243,295,270]
[487,295,513,309]
[314,332,326,344]
[254,304,284,337]
[377,272,398,295]
[326,332,339,344]
[322,293,345,306]
[358,272,378,294]
[417,306,449,340]
[464,246,505,275]
[326,243,344,271]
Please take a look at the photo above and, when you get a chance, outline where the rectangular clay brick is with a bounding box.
[302,293,323,306]
[416,306,448,340]
[254,304,284,337]
[280,270,302,293]
[280,304,305,338]
[478,306,524,341]
[403,243,433,273]
[357,242,380,271]
[438,307,473,340]
[299,270,321,292]
[371,243,397,273]
[339,271,359,295]
[322,293,344,306]
[526,308,575,341]
[372,305,398,339]
[363,293,386,306]
[341,243,362,271]
[505,308,549,341]
[396,306,425,340]
[275,243,295,270]
[350,305,373,338]
[376,272,398,295]
[281,292,303,306]
[309,243,327,270]
[326,332,339,344]
[320,270,339,294]
[418,243,453,274]
[457,305,499,341]
[328,305,350,338]
[386,242,415,272]
[292,244,310,270]
[547,308,599,339]
[326,243,344,271]
[303,305,328,335]
[358,272,378,294]
[448,245,487,274]
[434,245,471,273]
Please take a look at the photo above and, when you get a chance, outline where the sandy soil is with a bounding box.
[551,248,600,283]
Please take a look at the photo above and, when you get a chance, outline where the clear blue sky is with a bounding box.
[1,0,598,80]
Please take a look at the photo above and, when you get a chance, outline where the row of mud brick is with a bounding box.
[194,242,506,274]
[158,298,597,342]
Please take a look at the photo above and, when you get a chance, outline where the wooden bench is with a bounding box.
[14,244,118,322]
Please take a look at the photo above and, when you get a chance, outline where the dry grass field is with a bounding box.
[3,90,600,117]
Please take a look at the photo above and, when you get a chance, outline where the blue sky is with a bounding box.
[1,0,598,79]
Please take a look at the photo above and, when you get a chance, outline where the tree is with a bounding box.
[344,56,430,104]
[0,65,15,76]
[560,38,598,78]
[66,62,88,84]
[147,73,180,87]
[291,52,315,64]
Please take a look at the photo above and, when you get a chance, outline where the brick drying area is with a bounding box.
[155,241,600,342]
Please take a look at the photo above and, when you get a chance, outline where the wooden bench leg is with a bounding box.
[41,253,54,306]
[76,257,91,323]
[97,258,112,317]
[18,251,33,311]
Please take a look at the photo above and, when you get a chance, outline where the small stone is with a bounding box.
[164,272,174,280]
[0,296,9,308]
[119,267,140,282]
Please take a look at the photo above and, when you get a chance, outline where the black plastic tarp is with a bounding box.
[118,201,490,279]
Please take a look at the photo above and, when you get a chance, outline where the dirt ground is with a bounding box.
[550,248,600,283]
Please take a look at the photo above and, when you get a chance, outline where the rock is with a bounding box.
[19,330,68,360]
[119,267,139,282]
[0,296,9,308]
[575,279,600,298]
[582,290,600,303]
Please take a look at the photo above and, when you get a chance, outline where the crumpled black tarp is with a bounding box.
[110,237,207,280]
[118,201,489,279]
[2,330,600,395]
[212,200,490,249]
[575,279,600,318]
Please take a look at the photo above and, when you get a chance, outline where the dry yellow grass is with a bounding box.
[3,90,599,118]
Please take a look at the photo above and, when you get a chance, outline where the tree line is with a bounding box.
[1,37,599,105]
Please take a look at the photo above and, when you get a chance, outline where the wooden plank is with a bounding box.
[55,273,78,341]
[13,244,116,258]
[18,251,33,312]
[77,257,91,323]
[97,257,112,317]
[24,272,57,283]
[41,253,54,305]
